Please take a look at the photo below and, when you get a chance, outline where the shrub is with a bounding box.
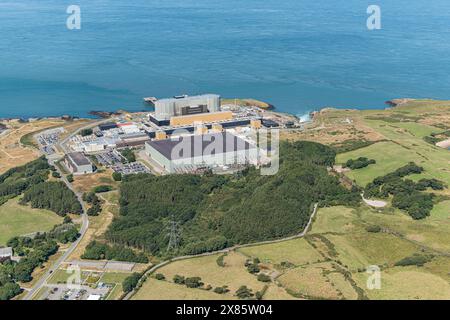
[52,171,61,178]
[366,225,382,233]
[344,157,376,170]
[67,174,74,183]
[235,286,253,299]
[216,254,226,267]
[93,185,113,193]
[173,275,185,285]
[257,274,271,282]
[213,286,229,294]
[185,277,204,288]
[155,273,165,281]
[121,149,136,163]
[395,254,433,267]
[247,263,260,274]
[112,172,122,182]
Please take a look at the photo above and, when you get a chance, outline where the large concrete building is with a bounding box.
[150,94,222,126]
[64,152,94,175]
[145,132,258,173]
[155,94,221,120]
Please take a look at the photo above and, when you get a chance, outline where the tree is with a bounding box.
[122,273,141,293]
[213,286,229,294]
[155,273,165,281]
[173,275,185,285]
[235,286,253,299]
[121,149,136,163]
[257,274,271,282]
[185,277,203,288]
[63,216,73,224]
[80,129,93,137]
[52,171,61,178]
[67,174,74,183]
[247,263,260,274]
[0,282,22,300]
[112,172,122,182]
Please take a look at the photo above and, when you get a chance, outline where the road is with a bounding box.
[123,203,319,300]
[21,120,110,300]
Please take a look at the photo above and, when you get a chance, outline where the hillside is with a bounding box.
[105,141,361,257]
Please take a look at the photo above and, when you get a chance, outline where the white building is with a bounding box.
[145,132,258,173]
[154,94,221,121]
[64,152,94,175]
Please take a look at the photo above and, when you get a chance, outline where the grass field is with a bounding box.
[133,278,233,300]
[72,169,118,194]
[353,267,450,300]
[133,202,449,300]
[238,238,323,266]
[278,262,341,299]
[0,119,92,175]
[0,198,62,245]
[336,141,417,186]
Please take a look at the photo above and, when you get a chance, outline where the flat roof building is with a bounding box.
[99,122,118,131]
[64,152,94,175]
[145,132,258,173]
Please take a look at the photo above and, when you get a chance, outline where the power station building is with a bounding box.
[145,132,258,173]
[150,94,227,126]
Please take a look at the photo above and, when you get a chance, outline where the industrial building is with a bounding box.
[150,94,221,126]
[64,152,94,175]
[98,122,118,131]
[145,132,258,173]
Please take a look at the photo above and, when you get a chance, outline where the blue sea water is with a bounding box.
[1,0,450,118]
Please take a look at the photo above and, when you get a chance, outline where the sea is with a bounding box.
[1,0,450,119]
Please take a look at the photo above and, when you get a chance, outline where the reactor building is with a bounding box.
[150,94,233,126]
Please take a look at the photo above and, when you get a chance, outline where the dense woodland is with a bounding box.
[81,241,148,263]
[364,162,445,219]
[21,181,82,216]
[105,141,360,257]
[0,157,82,216]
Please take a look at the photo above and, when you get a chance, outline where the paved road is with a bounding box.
[23,162,89,300]
[22,123,105,300]
[124,203,319,300]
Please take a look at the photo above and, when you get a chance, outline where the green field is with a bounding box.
[0,198,62,245]
[336,121,450,189]
[133,203,449,300]
[336,141,414,186]
[238,238,323,266]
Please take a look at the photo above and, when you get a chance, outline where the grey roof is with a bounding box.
[147,132,255,161]
[156,94,220,104]
[0,247,13,257]
[67,152,91,166]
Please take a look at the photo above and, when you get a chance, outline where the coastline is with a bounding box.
[0,97,442,123]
